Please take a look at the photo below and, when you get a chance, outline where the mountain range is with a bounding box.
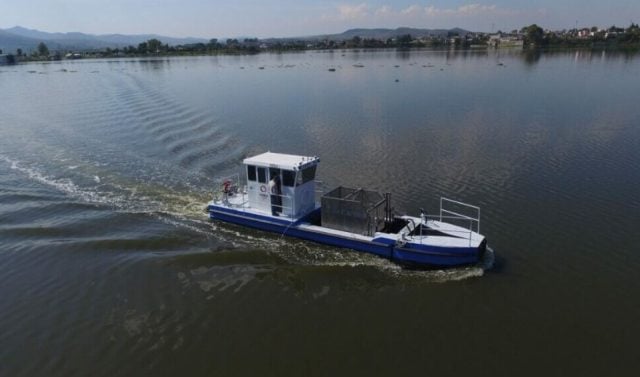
[0,26,471,53]
[0,26,209,53]
[297,27,471,41]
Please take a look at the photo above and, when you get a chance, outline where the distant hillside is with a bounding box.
[0,29,49,53]
[0,26,209,53]
[278,27,472,42]
[329,27,471,40]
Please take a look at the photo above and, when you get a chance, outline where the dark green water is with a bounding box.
[1,49,639,376]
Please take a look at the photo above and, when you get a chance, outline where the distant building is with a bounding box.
[605,31,620,39]
[0,54,15,65]
[577,29,595,38]
[487,34,524,49]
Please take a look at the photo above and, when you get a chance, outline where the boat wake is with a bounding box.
[1,154,212,229]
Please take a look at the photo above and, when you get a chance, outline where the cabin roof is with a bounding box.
[243,152,320,171]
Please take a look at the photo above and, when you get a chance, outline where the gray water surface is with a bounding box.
[1,49,639,376]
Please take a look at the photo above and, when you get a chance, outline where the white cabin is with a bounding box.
[242,152,319,218]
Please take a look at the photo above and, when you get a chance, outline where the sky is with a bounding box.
[1,0,638,38]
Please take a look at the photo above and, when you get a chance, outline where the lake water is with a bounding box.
[1,49,639,376]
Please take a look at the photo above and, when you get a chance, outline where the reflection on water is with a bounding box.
[0,49,639,376]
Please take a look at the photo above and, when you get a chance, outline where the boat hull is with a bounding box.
[208,204,484,268]
[393,242,486,267]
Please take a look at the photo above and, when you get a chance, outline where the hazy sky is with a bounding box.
[1,1,638,38]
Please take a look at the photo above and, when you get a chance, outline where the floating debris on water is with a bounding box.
[328,68,336,72]
[258,66,265,70]
[353,64,364,68]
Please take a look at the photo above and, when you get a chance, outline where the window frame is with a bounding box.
[257,167,267,183]
[282,170,296,187]
[298,166,316,185]
[247,165,257,182]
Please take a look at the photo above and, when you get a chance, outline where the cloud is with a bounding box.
[401,5,424,17]
[337,3,370,20]
[458,4,499,15]
[329,3,519,21]
[374,5,392,17]
[316,3,541,32]
[426,4,516,17]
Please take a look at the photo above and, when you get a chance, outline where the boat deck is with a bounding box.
[208,196,484,249]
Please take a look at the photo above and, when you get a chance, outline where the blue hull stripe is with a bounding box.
[207,204,297,226]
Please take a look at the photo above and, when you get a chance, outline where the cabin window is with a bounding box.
[282,170,295,187]
[297,166,317,185]
[257,167,267,183]
[247,165,257,181]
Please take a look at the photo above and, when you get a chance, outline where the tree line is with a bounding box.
[521,23,640,47]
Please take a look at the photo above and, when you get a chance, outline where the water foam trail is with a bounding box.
[2,154,204,221]
[1,154,266,251]
[3,155,101,204]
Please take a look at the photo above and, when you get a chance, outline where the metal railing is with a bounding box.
[313,180,325,204]
[213,172,327,222]
[213,173,247,207]
[268,191,296,219]
[366,196,389,236]
[409,197,481,246]
[439,197,481,234]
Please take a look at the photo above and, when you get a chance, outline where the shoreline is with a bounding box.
[5,44,638,65]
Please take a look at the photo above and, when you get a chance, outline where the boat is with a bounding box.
[206,152,487,267]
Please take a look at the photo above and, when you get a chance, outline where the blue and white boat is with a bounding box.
[207,152,488,267]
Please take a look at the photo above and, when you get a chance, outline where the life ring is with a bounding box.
[260,185,267,193]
